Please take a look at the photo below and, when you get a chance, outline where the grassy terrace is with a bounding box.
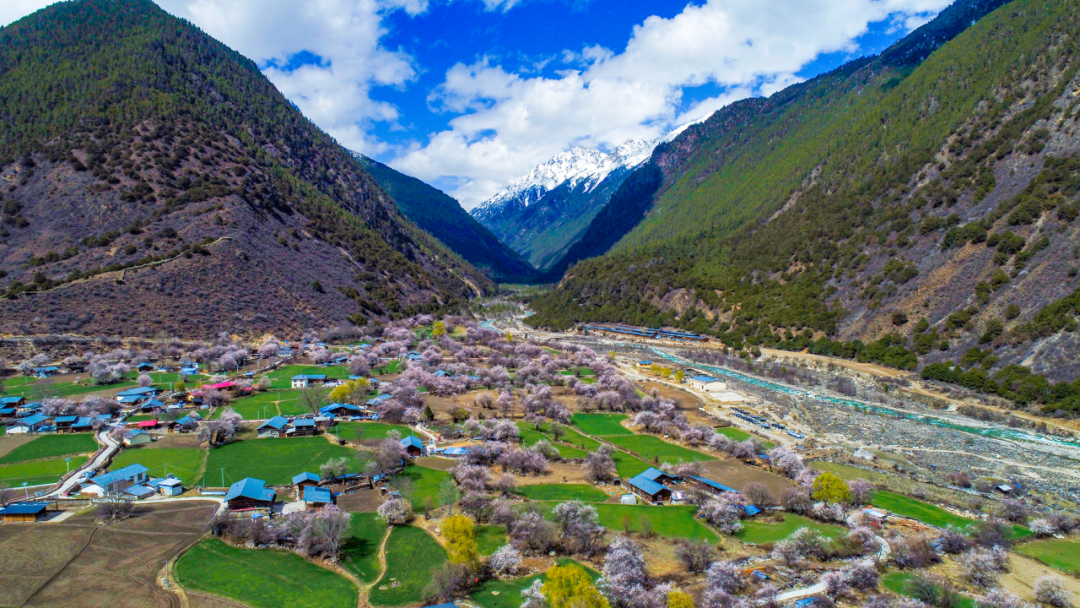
[370,525,448,606]
[517,421,600,451]
[399,464,456,510]
[871,490,1030,539]
[536,502,718,542]
[476,524,508,556]
[883,572,976,608]
[471,558,598,608]
[341,512,387,583]
[0,434,98,464]
[177,538,357,608]
[1015,539,1080,575]
[0,455,89,486]
[603,434,716,465]
[333,422,413,441]
[199,437,360,486]
[571,413,631,436]
[736,514,847,545]
[518,427,589,460]
[516,484,610,502]
[716,427,775,449]
[109,447,206,486]
[6,371,180,399]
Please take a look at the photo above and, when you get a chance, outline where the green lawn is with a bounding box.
[871,491,976,531]
[516,484,609,502]
[517,421,601,451]
[0,426,5,436]
[715,427,775,449]
[476,524,507,556]
[518,428,589,459]
[610,450,652,478]
[538,503,718,542]
[736,514,847,545]
[373,360,403,375]
[0,455,88,487]
[199,437,361,486]
[399,464,456,511]
[571,413,630,436]
[882,572,975,608]
[213,389,315,419]
[471,558,599,608]
[603,434,715,465]
[109,447,206,486]
[0,433,98,464]
[334,422,413,441]
[341,512,388,583]
[267,365,349,389]
[1015,539,1080,575]
[560,367,596,377]
[176,538,358,608]
[370,525,448,606]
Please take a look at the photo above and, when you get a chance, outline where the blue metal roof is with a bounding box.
[442,447,470,456]
[15,414,46,426]
[55,416,78,423]
[744,505,762,516]
[293,472,320,485]
[628,474,669,497]
[0,397,24,405]
[225,478,275,502]
[688,475,739,493]
[322,403,362,414]
[0,502,48,515]
[303,486,333,503]
[0,408,15,415]
[690,375,722,384]
[72,417,94,428]
[125,484,155,498]
[258,416,289,430]
[366,394,393,406]
[292,374,327,381]
[292,419,316,428]
[91,464,149,487]
[400,435,424,449]
[117,386,159,396]
[638,467,669,482]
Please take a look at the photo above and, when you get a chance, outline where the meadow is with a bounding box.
[476,524,508,556]
[341,512,387,583]
[0,433,97,464]
[870,490,976,530]
[571,413,630,436]
[518,427,589,459]
[1015,539,1080,574]
[736,514,847,545]
[267,365,349,390]
[369,525,448,606]
[177,538,358,608]
[471,558,599,608]
[603,434,715,465]
[399,464,456,510]
[199,437,360,486]
[715,427,775,449]
[334,422,413,441]
[108,446,206,486]
[0,455,88,487]
[882,572,976,608]
[516,484,609,502]
[517,421,601,451]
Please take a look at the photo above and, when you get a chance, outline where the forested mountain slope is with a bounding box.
[0,0,492,338]
[531,0,1080,414]
[356,155,537,283]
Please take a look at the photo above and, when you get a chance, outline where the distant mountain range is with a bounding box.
[471,130,688,273]
[529,0,1080,413]
[0,0,493,338]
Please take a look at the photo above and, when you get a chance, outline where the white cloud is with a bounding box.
[395,0,953,208]
[0,0,53,27]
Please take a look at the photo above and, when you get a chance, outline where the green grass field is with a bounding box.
[177,538,358,608]
[517,422,601,451]
[0,426,5,436]
[372,360,403,375]
[871,491,975,530]
[341,512,387,583]
[200,437,360,486]
[882,572,975,608]
[1015,539,1080,575]
[0,455,88,487]
[109,447,206,486]
[399,464,456,511]
[571,413,630,436]
[267,365,349,390]
[560,367,596,377]
[0,433,98,464]
[537,503,718,542]
[7,371,180,399]
[370,525,448,606]
[603,434,715,465]
[610,450,652,478]
[715,427,775,449]
[736,514,847,545]
[213,389,314,419]
[476,524,508,556]
[517,428,589,459]
[471,558,598,608]
[516,484,609,502]
[334,422,413,441]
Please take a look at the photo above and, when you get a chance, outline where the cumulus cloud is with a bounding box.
[0,0,53,26]
[395,0,951,208]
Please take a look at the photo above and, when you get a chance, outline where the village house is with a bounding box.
[257,416,289,438]
[70,417,94,432]
[83,464,149,496]
[0,396,26,409]
[0,502,49,523]
[151,477,184,497]
[288,419,317,437]
[292,472,321,499]
[115,386,160,403]
[627,473,672,504]
[688,375,727,392]
[123,429,153,447]
[123,484,156,500]
[54,415,79,433]
[686,475,740,496]
[366,394,393,408]
[303,486,334,510]
[225,478,276,512]
[8,413,47,434]
[291,374,327,389]
[321,403,364,418]
[32,366,59,378]
[135,362,155,372]
[400,435,426,457]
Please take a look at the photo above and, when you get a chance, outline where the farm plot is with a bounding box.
[538,503,718,542]
[869,490,1033,540]
[399,464,457,510]
[0,500,218,608]
[471,558,599,608]
[611,451,652,478]
[0,433,98,464]
[736,514,847,545]
[571,413,630,436]
[0,455,88,487]
[518,428,589,460]
[603,434,715,466]
[883,572,976,608]
[476,524,507,556]
[369,525,448,606]
[108,446,206,486]
[334,422,413,442]
[516,484,609,502]
[517,421,600,451]
[1015,539,1080,575]
[177,537,358,608]
[341,512,387,583]
[200,437,360,486]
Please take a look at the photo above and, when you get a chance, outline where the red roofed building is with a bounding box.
[137,419,159,429]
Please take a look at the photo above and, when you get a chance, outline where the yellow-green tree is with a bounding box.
[329,378,370,404]
[441,514,479,568]
[173,380,186,393]
[432,321,447,338]
[812,472,853,504]
[668,590,695,608]
[506,331,514,343]
[543,564,609,608]
[674,370,685,383]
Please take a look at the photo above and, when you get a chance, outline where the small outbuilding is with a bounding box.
[258,416,289,439]
[293,472,321,498]
[688,375,727,392]
[303,486,334,510]
[0,502,49,523]
[123,430,153,447]
[400,435,426,457]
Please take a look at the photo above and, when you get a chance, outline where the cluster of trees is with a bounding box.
[209,505,351,561]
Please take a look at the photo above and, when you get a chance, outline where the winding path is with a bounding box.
[46,426,121,498]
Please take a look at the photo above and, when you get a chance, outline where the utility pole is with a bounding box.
[221,468,225,488]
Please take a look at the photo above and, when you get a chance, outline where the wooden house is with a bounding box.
[400,435,426,457]
[258,416,289,438]
[225,478,275,511]
[627,473,672,504]
[303,486,334,510]
[0,502,48,523]
[292,472,321,499]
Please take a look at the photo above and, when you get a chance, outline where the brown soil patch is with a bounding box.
[414,456,457,471]
[759,347,908,379]
[143,434,202,450]
[698,460,794,496]
[0,434,37,459]
[1000,554,1080,601]
[513,463,589,485]
[335,488,384,512]
[635,535,684,577]
[0,500,217,608]
[640,382,703,411]
[188,590,254,608]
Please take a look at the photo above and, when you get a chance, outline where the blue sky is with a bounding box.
[2,0,951,207]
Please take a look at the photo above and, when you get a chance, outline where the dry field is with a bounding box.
[699,460,793,496]
[640,382,703,411]
[0,435,37,460]
[334,487,384,512]
[0,500,217,608]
